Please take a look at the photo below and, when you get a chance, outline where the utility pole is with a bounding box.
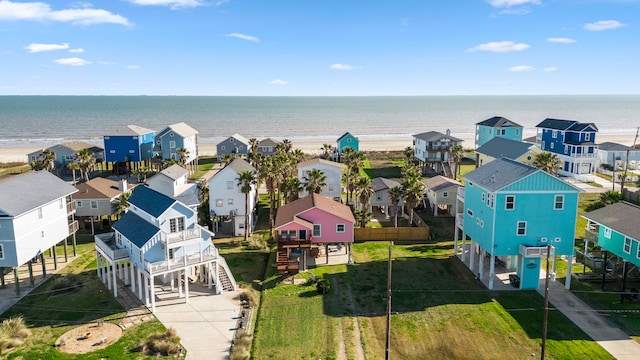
[620,127,639,194]
[541,244,552,360]
[385,242,393,360]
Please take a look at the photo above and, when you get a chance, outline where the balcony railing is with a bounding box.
[426,145,452,151]
[519,244,555,258]
[94,232,129,261]
[455,214,464,229]
[585,228,599,244]
[66,200,77,215]
[161,227,203,245]
[68,220,79,235]
[145,247,218,275]
[457,187,465,201]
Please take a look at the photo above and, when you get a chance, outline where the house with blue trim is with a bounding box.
[475,116,523,149]
[475,137,541,168]
[257,138,280,156]
[337,132,359,154]
[216,134,250,160]
[155,122,199,169]
[535,118,598,178]
[28,141,105,174]
[94,185,236,313]
[103,125,155,163]
[413,130,463,175]
[147,165,200,211]
[454,158,581,290]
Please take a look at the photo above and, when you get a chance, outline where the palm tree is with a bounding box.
[281,176,302,203]
[237,170,257,242]
[176,147,190,166]
[30,159,45,171]
[354,208,373,228]
[75,148,96,181]
[451,144,464,179]
[248,138,259,165]
[600,190,622,205]
[355,177,374,211]
[303,168,328,195]
[402,180,425,225]
[113,192,131,219]
[281,139,293,154]
[222,153,235,166]
[388,186,403,227]
[40,149,56,172]
[258,156,280,240]
[67,162,81,185]
[533,151,562,176]
[404,146,414,164]
[321,144,334,160]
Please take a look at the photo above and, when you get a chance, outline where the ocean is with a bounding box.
[0,95,639,148]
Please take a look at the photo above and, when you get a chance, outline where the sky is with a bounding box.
[0,0,638,96]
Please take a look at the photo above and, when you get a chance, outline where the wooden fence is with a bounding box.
[623,188,640,204]
[354,227,430,242]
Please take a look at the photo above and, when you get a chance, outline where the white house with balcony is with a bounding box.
[94,185,236,313]
[147,164,200,210]
[0,171,78,295]
[297,158,346,201]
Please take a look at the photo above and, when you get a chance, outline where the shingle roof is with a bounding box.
[372,177,401,192]
[112,211,160,248]
[475,137,535,160]
[275,193,355,228]
[583,202,640,241]
[258,138,280,147]
[567,122,598,132]
[159,122,198,137]
[0,171,77,217]
[535,118,578,130]
[159,164,189,181]
[297,158,346,169]
[128,185,176,218]
[413,131,463,142]
[422,175,462,192]
[106,125,155,136]
[74,178,130,200]
[337,132,357,141]
[227,158,256,174]
[463,158,539,192]
[476,116,522,128]
[229,134,250,145]
[58,141,103,152]
[598,142,634,152]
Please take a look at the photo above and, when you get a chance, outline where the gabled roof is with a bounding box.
[476,116,522,128]
[372,177,401,192]
[106,125,155,136]
[463,158,539,192]
[57,141,103,153]
[475,137,536,160]
[0,171,77,217]
[219,134,250,146]
[74,178,131,200]
[598,142,634,152]
[258,138,280,147]
[158,164,189,181]
[127,185,176,218]
[422,175,462,192]
[297,158,346,169]
[337,132,357,141]
[536,118,598,132]
[583,202,640,241]
[226,158,256,174]
[112,211,160,248]
[275,193,355,228]
[567,122,598,132]
[157,122,198,138]
[413,131,463,142]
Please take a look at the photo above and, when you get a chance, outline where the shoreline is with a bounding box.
[1,135,637,164]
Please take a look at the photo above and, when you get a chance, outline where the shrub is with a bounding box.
[305,273,319,286]
[316,279,330,294]
[0,316,31,353]
[585,202,605,212]
[246,235,266,250]
[239,290,258,307]
[143,327,182,357]
[230,332,252,360]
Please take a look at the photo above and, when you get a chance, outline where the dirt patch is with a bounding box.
[55,322,123,354]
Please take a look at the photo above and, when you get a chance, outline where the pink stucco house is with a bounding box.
[274,193,355,272]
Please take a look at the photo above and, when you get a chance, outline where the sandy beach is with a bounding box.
[1,135,637,164]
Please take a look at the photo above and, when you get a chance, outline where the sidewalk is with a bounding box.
[538,275,640,360]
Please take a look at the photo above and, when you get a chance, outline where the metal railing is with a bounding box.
[145,247,219,274]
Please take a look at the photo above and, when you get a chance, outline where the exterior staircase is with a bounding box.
[442,162,454,178]
[217,257,237,292]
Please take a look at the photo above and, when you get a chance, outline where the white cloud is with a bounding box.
[488,0,541,7]
[330,63,356,70]
[98,61,115,65]
[24,42,69,53]
[467,41,530,53]
[0,1,130,26]
[224,33,260,42]
[127,65,140,70]
[127,0,205,9]
[584,20,628,31]
[543,67,557,72]
[547,37,576,44]
[270,79,288,85]
[498,8,531,15]
[54,57,91,66]
[508,65,534,72]
[69,48,84,53]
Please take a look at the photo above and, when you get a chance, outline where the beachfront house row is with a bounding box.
[94,185,236,314]
[0,171,79,294]
[297,158,346,201]
[208,158,257,236]
[256,138,280,156]
[413,130,463,176]
[27,141,105,173]
[597,142,640,172]
[103,125,155,164]
[475,137,542,168]
[422,175,462,217]
[475,116,523,149]
[535,118,598,179]
[147,165,201,211]
[275,193,356,272]
[336,132,359,154]
[216,134,250,160]
[454,158,581,290]
[583,202,640,272]
[370,177,404,217]
[155,122,199,169]
[74,178,133,234]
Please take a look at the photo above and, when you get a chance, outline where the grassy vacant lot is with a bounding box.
[253,242,612,360]
[0,234,167,359]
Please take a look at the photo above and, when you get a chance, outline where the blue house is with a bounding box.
[454,158,581,290]
[216,134,250,160]
[475,116,523,148]
[337,132,359,154]
[535,118,598,178]
[583,202,640,270]
[155,122,199,167]
[103,125,155,163]
[94,185,236,313]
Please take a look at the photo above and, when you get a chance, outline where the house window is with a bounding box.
[129,150,135,153]
[41,230,45,238]
[554,237,561,243]
[280,230,297,238]
[77,200,82,208]
[481,193,485,202]
[505,196,515,210]
[624,237,632,254]
[216,199,223,207]
[376,193,382,201]
[442,192,448,198]
[540,237,548,243]
[0,244,4,260]
[221,145,226,150]
[226,181,233,190]
[336,224,346,233]
[91,201,98,209]
[604,227,611,239]
[169,218,185,233]
[637,243,640,259]
[564,145,568,154]
[168,248,174,260]
[554,195,564,210]
[329,184,334,191]
[550,143,554,150]
[585,133,591,141]
[239,222,245,229]
[489,194,494,208]
[313,224,321,237]
[517,221,527,236]
[467,209,474,217]
[37,207,43,219]
[110,149,115,154]
[228,199,234,205]
[238,146,243,151]
[169,141,176,148]
[552,130,557,139]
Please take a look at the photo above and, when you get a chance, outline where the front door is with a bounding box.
[299,230,307,241]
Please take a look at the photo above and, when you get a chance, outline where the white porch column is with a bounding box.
[185,273,190,304]
[96,251,101,279]
[137,268,143,300]
[215,261,221,294]
[124,262,129,285]
[208,263,213,290]
[112,262,118,297]
[488,253,495,290]
[461,231,467,262]
[130,264,136,292]
[478,249,484,280]
[101,255,107,283]
[565,255,573,289]
[144,276,149,306]
[106,260,112,290]
[178,270,183,297]
[469,240,475,272]
[171,273,175,292]
[150,276,156,313]
[454,228,459,257]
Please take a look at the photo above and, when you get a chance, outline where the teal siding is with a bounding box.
[462,183,496,252]
[501,172,578,192]
[337,133,359,154]
[598,229,640,267]
[476,125,523,148]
